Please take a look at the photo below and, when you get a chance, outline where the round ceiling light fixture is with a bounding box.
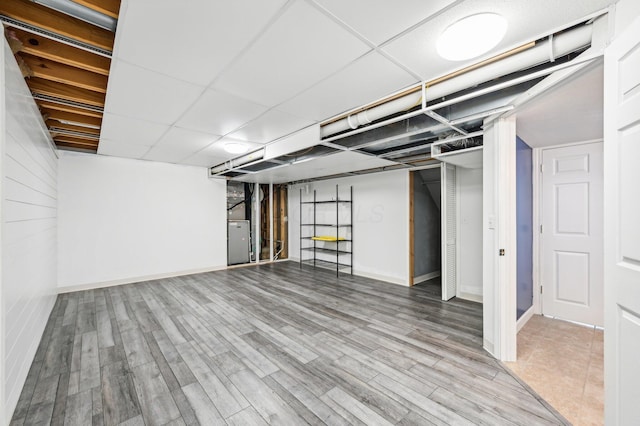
[224,142,249,154]
[436,13,507,61]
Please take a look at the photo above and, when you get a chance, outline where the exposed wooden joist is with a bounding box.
[0,0,114,50]
[71,0,120,19]
[46,120,101,135]
[55,141,98,151]
[28,77,105,107]
[21,53,108,93]
[54,135,99,147]
[37,100,103,118]
[42,108,102,128]
[8,27,111,75]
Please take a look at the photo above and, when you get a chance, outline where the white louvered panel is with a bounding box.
[442,164,457,301]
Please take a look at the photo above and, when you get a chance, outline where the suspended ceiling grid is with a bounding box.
[99,0,613,170]
[2,0,614,174]
[1,0,121,153]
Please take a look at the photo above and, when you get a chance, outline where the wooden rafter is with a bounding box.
[55,140,98,151]
[46,120,101,135]
[21,53,108,93]
[37,100,103,118]
[28,78,105,107]
[0,0,115,50]
[71,0,120,19]
[7,27,111,75]
[54,135,98,146]
[42,108,102,128]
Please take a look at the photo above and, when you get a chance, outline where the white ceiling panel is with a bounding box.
[227,109,315,144]
[516,63,603,148]
[176,89,269,136]
[278,51,418,122]
[99,113,169,146]
[104,60,205,125]
[181,137,264,167]
[213,1,371,107]
[113,0,289,86]
[235,151,397,184]
[312,0,456,45]
[153,127,221,151]
[383,0,612,81]
[97,141,151,159]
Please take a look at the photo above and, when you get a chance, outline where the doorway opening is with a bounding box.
[227,181,288,266]
[410,167,442,287]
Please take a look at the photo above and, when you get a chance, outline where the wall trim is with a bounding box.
[414,271,441,285]
[517,306,536,332]
[458,291,483,303]
[58,264,228,294]
[289,257,407,286]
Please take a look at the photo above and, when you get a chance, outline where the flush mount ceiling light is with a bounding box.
[224,142,249,154]
[436,13,508,61]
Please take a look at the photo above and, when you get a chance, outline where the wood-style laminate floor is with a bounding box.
[10,261,568,425]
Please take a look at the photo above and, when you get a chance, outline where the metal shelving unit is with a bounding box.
[299,185,353,276]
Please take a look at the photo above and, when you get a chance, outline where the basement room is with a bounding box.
[1,0,640,425]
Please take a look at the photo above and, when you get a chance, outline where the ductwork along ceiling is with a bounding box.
[211,18,599,184]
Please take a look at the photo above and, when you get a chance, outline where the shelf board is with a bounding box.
[301,247,352,255]
[301,237,352,242]
[301,200,352,204]
[300,224,352,227]
[300,258,352,269]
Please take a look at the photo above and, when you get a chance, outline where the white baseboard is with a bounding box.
[413,271,441,284]
[517,306,535,332]
[292,257,406,286]
[457,291,483,303]
[57,264,228,294]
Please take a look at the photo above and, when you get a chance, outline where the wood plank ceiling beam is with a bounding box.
[46,120,101,135]
[21,53,108,93]
[28,78,105,107]
[0,0,115,50]
[42,108,102,128]
[37,100,103,118]
[71,0,120,19]
[7,27,111,75]
[55,141,98,151]
[54,135,99,147]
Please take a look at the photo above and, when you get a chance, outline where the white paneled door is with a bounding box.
[604,17,640,425]
[541,142,603,326]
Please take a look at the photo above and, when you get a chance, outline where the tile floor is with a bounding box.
[505,315,604,426]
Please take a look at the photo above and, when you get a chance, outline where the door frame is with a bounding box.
[532,139,604,321]
[408,163,442,287]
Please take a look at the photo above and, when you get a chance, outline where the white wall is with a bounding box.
[58,153,227,290]
[289,170,409,285]
[1,39,59,424]
[457,167,483,300]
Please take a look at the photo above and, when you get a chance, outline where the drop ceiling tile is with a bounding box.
[104,60,204,125]
[114,0,289,86]
[143,127,221,163]
[175,89,269,136]
[213,1,371,107]
[181,137,263,167]
[383,0,614,81]
[98,141,151,158]
[180,155,229,168]
[278,52,418,122]
[227,109,315,144]
[154,126,220,149]
[100,113,170,146]
[234,151,397,184]
[313,0,456,45]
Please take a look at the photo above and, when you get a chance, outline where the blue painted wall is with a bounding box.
[516,137,533,319]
